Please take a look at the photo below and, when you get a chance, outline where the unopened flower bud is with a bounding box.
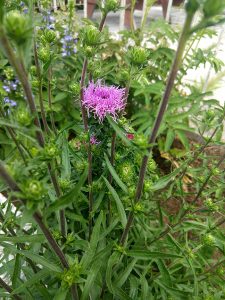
[82,25,100,46]
[103,0,120,13]
[70,83,80,95]
[128,46,148,65]
[185,0,199,15]
[4,10,32,45]
[41,29,56,44]
[44,143,59,159]
[59,179,70,192]
[24,180,44,200]
[4,67,14,80]
[16,108,32,126]
[203,0,225,18]
[38,47,51,62]
[203,234,215,246]
[30,65,37,76]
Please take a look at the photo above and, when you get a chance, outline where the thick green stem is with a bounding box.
[120,13,194,246]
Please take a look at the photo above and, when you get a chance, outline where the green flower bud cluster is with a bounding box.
[43,143,59,160]
[59,178,70,192]
[212,168,220,176]
[81,25,100,46]
[4,66,14,80]
[134,133,149,149]
[204,198,219,212]
[40,29,57,45]
[84,45,94,57]
[38,47,51,63]
[23,179,45,201]
[203,0,225,18]
[62,263,82,287]
[144,179,153,192]
[92,180,103,192]
[4,10,32,46]
[147,158,157,172]
[30,66,37,76]
[133,202,144,214]
[118,161,135,184]
[102,0,120,14]
[52,230,62,241]
[128,46,148,65]
[185,0,200,15]
[73,158,88,174]
[31,79,39,89]
[66,233,75,245]
[202,234,215,246]
[70,83,80,95]
[69,138,82,151]
[114,244,126,254]
[15,108,32,127]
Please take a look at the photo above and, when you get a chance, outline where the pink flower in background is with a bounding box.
[90,135,100,145]
[126,133,134,140]
[83,81,126,123]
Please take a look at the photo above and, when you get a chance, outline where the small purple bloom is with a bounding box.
[3,85,10,93]
[83,81,126,123]
[3,97,17,107]
[90,135,101,145]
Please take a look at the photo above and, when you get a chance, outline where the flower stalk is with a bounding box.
[120,12,195,246]
[79,14,108,239]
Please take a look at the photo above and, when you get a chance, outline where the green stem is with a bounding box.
[120,13,194,246]
[79,13,107,240]
[33,39,50,135]
[0,28,45,147]
[48,67,57,135]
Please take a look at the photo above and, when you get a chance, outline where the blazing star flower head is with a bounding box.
[83,81,126,123]
[90,135,100,145]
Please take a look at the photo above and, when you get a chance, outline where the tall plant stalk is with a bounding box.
[0,29,66,237]
[79,13,107,239]
[120,12,195,246]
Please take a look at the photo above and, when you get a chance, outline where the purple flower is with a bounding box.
[3,85,10,93]
[90,135,101,145]
[83,81,126,123]
[3,97,17,107]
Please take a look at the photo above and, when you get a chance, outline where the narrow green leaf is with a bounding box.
[115,259,138,288]
[103,177,127,228]
[12,269,50,295]
[165,128,175,151]
[81,211,103,270]
[156,259,172,285]
[3,243,61,273]
[151,166,182,191]
[106,116,131,146]
[0,234,45,243]
[104,154,128,193]
[81,245,112,300]
[176,130,190,150]
[47,167,88,214]
[61,131,71,179]
[53,287,68,300]
[106,252,121,293]
[127,250,182,259]
[12,254,21,289]
[155,279,190,298]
